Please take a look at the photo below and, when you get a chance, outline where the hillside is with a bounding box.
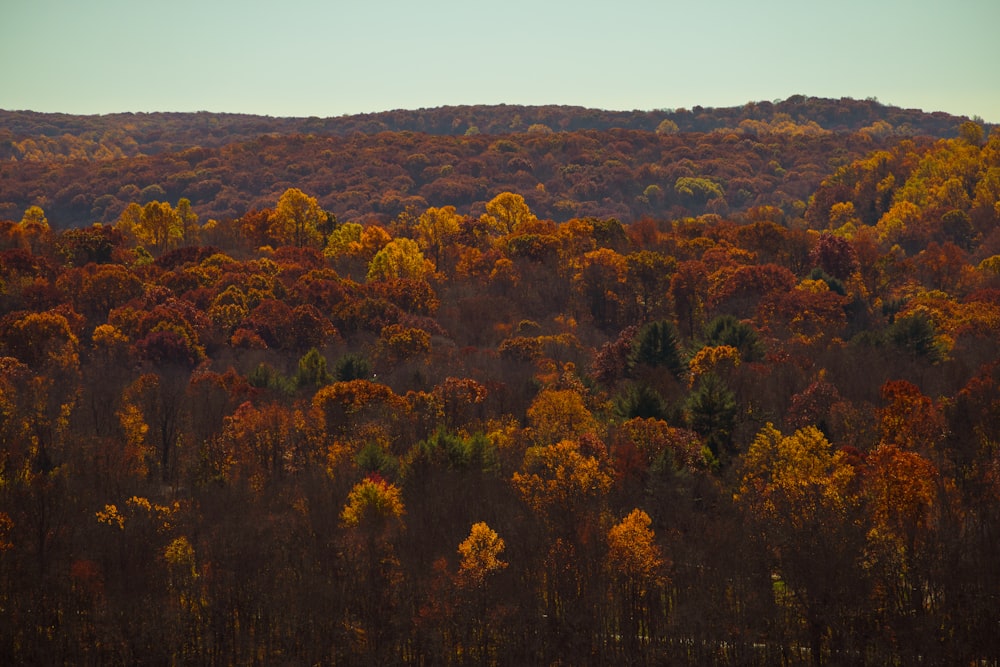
[1,98,999,664]
[0,97,981,229]
[0,96,975,159]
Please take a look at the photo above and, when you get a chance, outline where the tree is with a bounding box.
[20,205,48,229]
[887,311,945,363]
[574,248,629,331]
[606,508,666,653]
[341,475,406,662]
[810,233,860,282]
[674,176,724,204]
[625,251,676,322]
[415,205,462,271]
[526,388,598,446]
[457,521,508,587]
[294,347,333,389]
[175,197,199,244]
[685,373,736,458]
[367,237,431,282]
[736,424,861,665]
[268,187,326,248]
[701,314,764,362]
[671,260,709,338]
[481,191,535,235]
[140,200,182,252]
[862,443,940,637]
[630,319,685,379]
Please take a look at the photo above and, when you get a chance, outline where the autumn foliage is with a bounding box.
[0,102,999,665]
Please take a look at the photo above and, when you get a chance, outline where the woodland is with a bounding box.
[1,97,1000,665]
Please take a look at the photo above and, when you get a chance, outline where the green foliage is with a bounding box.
[674,176,724,202]
[408,428,498,474]
[808,267,846,295]
[334,352,372,382]
[614,383,669,421]
[630,319,686,378]
[356,442,400,481]
[294,347,333,389]
[686,373,737,457]
[888,311,945,363]
[701,314,765,362]
[247,362,295,395]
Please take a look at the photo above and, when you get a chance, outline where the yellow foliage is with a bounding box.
[736,423,855,528]
[458,521,508,586]
[512,439,612,516]
[688,345,741,387]
[607,508,665,588]
[325,221,365,258]
[96,504,125,530]
[481,191,536,235]
[416,206,462,268]
[269,187,326,248]
[341,477,405,529]
[164,535,197,576]
[367,237,431,282]
[526,388,597,446]
[116,401,151,478]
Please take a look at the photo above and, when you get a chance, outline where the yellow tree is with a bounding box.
[455,521,509,660]
[324,221,364,257]
[341,476,406,661]
[175,197,199,244]
[862,444,941,630]
[141,201,182,252]
[19,205,48,229]
[512,438,612,650]
[481,191,536,235]
[114,202,145,243]
[416,205,462,272]
[366,237,431,282]
[268,187,326,248]
[526,388,598,446]
[606,509,666,652]
[736,424,861,663]
[457,521,508,587]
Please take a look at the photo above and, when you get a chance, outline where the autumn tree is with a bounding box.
[526,387,598,446]
[481,191,536,235]
[415,205,462,272]
[736,424,862,665]
[341,476,406,661]
[367,237,431,282]
[606,508,667,655]
[268,187,326,248]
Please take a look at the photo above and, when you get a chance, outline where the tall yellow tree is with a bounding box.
[457,521,508,587]
[736,424,862,662]
[606,508,666,652]
[481,191,535,235]
[416,205,462,271]
[367,237,431,282]
[268,187,326,248]
[141,201,182,251]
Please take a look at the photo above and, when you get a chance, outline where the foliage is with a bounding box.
[0,102,999,665]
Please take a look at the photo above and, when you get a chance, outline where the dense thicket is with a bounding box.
[1,105,999,665]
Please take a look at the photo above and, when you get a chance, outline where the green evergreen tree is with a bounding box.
[686,373,737,458]
[630,319,685,378]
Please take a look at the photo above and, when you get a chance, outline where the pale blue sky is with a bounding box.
[2,0,998,122]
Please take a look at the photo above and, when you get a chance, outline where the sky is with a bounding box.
[2,0,999,123]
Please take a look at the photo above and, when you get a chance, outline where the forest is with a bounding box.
[1,98,1000,665]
